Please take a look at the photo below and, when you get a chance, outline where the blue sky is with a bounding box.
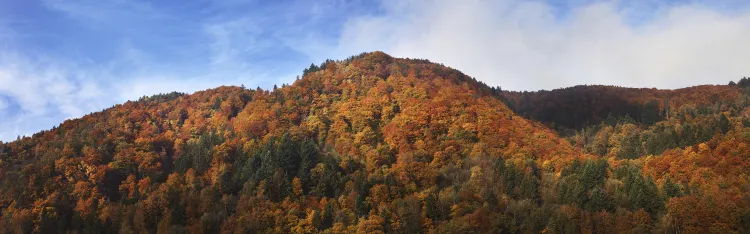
[1,0,749,141]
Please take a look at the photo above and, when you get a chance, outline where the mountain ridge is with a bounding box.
[500,83,743,132]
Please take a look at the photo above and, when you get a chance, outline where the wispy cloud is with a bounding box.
[0,0,371,141]
[41,0,173,25]
[0,51,109,140]
[204,17,266,69]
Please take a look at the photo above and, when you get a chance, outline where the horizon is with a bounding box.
[2,0,750,141]
[0,53,743,144]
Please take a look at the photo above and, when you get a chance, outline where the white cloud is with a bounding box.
[0,52,109,140]
[5,55,108,106]
[333,0,750,91]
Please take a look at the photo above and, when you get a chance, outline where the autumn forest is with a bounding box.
[1,52,749,233]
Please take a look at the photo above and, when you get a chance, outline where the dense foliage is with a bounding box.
[501,81,750,233]
[0,52,748,233]
[500,85,741,134]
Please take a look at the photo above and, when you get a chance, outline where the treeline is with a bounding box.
[499,84,741,135]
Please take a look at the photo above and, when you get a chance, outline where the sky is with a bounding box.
[1,0,749,141]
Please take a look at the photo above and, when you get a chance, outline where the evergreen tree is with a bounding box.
[321,202,334,230]
[662,176,682,198]
[738,77,750,87]
[587,187,614,212]
[680,123,698,146]
[719,113,731,134]
[520,173,540,200]
[604,112,617,126]
[626,174,664,216]
[617,133,643,159]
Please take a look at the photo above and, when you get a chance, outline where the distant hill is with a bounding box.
[499,84,742,133]
[0,52,747,233]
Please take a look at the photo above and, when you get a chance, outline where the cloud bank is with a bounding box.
[333,0,750,91]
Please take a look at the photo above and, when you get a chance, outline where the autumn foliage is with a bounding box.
[0,52,748,233]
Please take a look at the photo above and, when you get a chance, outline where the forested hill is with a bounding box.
[0,52,574,233]
[499,84,743,133]
[0,52,748,233]
[498,81,750,233]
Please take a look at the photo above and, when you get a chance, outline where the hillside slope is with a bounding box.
[0,52,748,233]
[0,52,576,233]
[500,83,750,233]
